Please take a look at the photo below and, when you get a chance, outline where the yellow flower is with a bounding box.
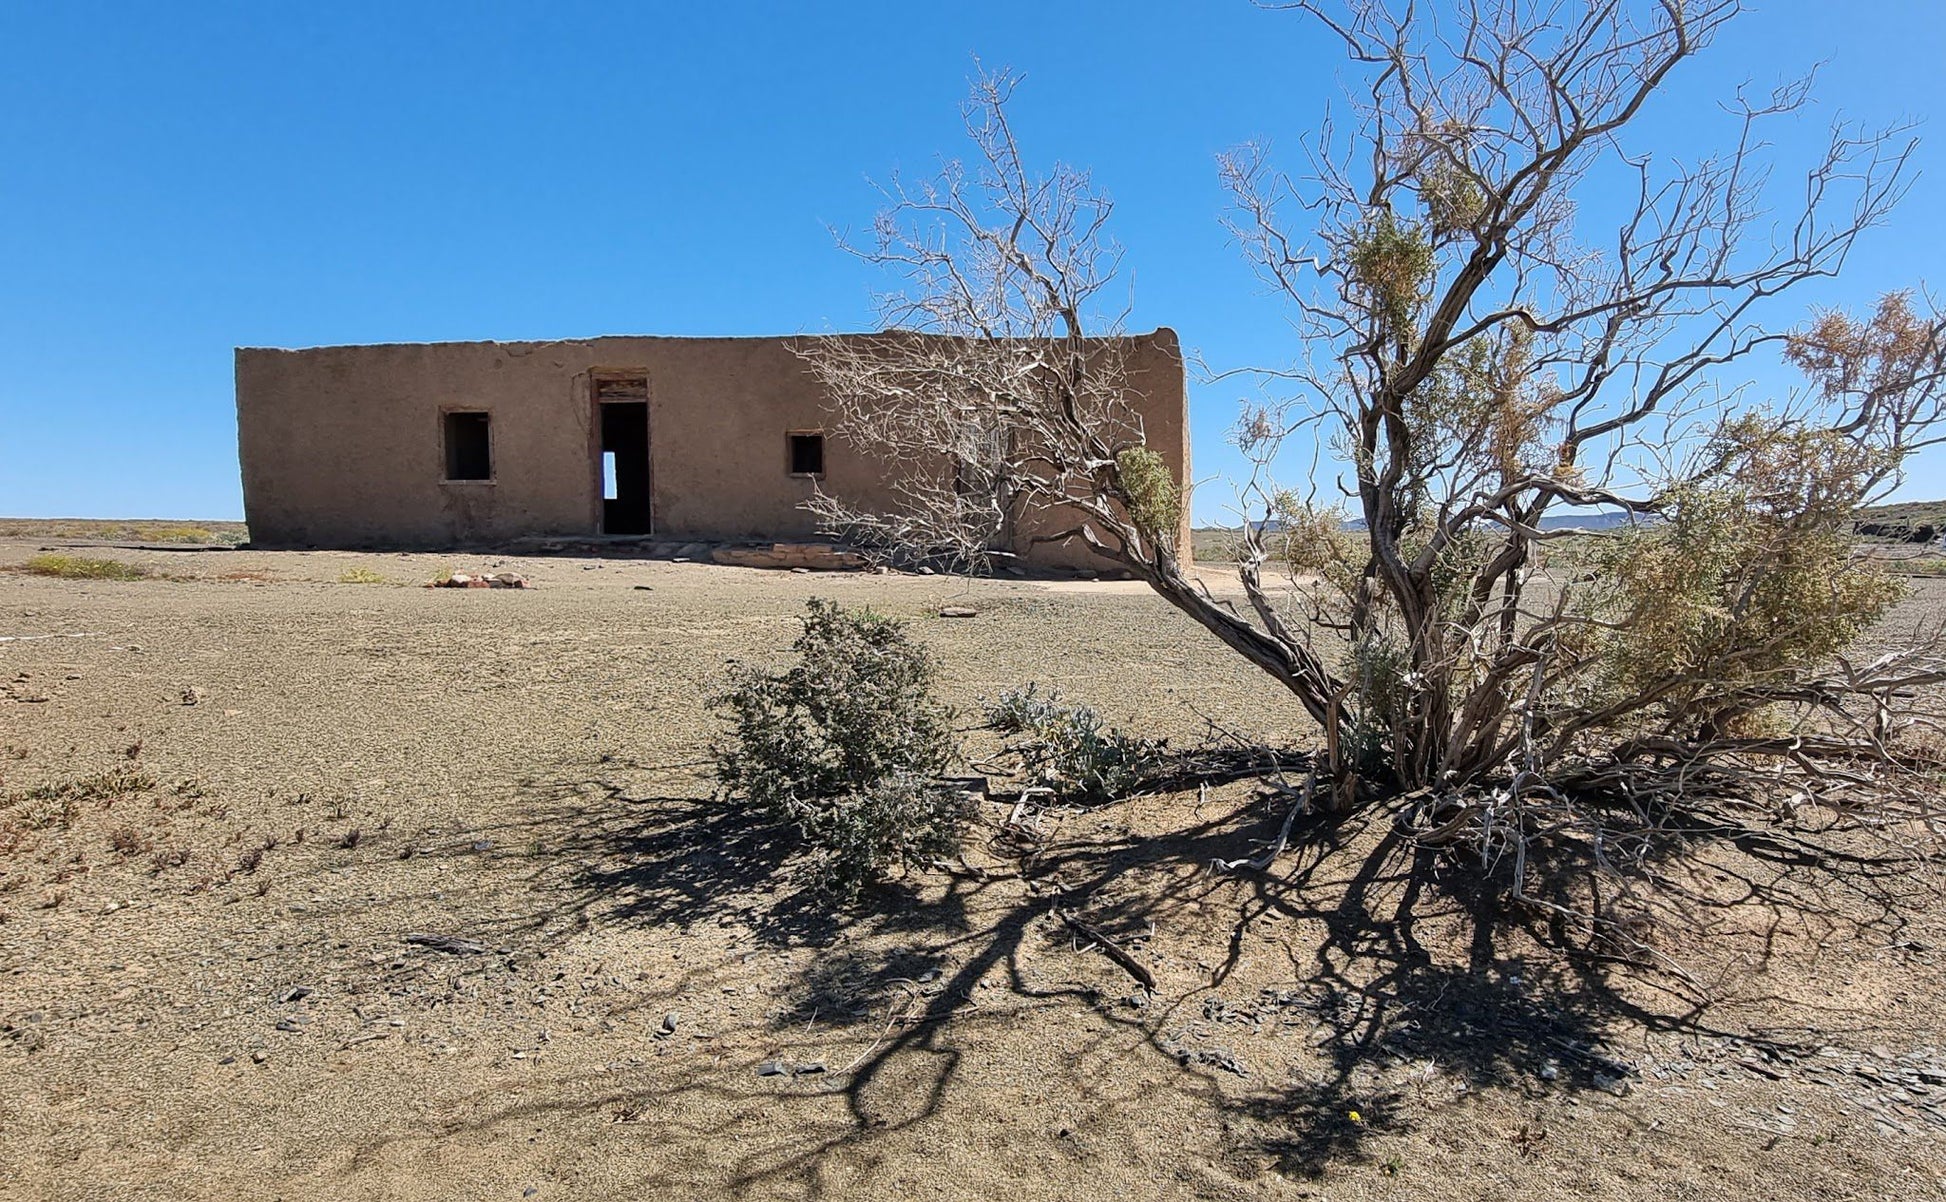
[1349,1110,1363,1123]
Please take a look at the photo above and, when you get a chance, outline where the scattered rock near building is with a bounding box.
[426,571,530,589]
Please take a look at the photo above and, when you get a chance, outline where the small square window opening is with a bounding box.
[788,432,825,476]
[444,411,492,481]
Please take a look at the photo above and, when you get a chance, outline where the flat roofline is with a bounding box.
[234,328,1180,354]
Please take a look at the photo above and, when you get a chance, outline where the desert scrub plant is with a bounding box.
[338,567,386,584]
[19,554,148,581]
[711,598,967,898]
[985,684,1164,802]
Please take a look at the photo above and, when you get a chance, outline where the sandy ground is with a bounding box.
[1,538,1942,1201]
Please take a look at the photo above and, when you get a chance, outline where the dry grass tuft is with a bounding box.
[0,768,157,850]
[19,554,149,581]
[2,768,158,815]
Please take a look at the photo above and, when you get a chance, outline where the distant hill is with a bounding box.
[1341,511,1642,531]
[1191,503,1944,562]
[1190,509,1642,561]
[1196,510,1642,535]
[1857,499,1946,528]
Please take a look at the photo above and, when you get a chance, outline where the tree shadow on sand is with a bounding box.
[1198,824,1673,1175]
[392,765,1933,1191]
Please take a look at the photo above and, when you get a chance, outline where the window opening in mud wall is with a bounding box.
[788,431,825,477]
[444,411,492,481]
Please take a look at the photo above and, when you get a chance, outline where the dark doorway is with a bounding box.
[597,378,651,535]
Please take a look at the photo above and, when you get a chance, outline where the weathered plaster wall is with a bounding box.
[1008,328,1193,568]
[235,331,1189,566]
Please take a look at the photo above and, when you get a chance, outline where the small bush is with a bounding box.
[986,684,1164,802]
[19,554,148,581]
[712,599,966,898]
[338,567,386,584]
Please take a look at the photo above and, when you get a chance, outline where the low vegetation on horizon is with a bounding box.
[0,518,247,546]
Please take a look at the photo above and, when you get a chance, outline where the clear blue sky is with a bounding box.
[2,0,1942,523]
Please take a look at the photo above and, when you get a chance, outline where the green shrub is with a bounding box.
[1347,209,1434,334]
[1581,418,1909,734]
[986,684,1164,802]
[711,599,966,898]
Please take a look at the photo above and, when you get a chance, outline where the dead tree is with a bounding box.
[802,7,1946,898]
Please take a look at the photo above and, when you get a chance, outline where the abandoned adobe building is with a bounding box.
[234,331,1190,568]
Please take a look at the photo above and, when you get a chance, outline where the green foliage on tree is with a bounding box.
[1115,445,1181,545]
